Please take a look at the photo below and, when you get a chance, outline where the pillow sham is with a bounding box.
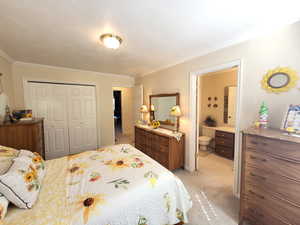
[0,193,9,221]
[19,150,45,175]
[0,145,19,175]
[0,156,45,209]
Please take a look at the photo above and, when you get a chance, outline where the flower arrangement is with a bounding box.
[151,120,160,129]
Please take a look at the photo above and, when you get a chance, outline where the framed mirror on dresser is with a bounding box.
[149,93,180,131]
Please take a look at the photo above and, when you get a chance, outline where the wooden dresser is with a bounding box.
[135,125,185,170]
[240,127,300,225]
[0,118,45,158]
[215,130,235,160]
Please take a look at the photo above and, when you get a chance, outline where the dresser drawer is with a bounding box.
[215,145,234,159]
[245,184,300,225]
[215,136,234,147]
[246,135,300,161]
[245,150,300,181]
[216,130,234,139]
[159,136,169,147]
[245,166,300,205]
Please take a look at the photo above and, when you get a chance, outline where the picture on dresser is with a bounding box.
[282,104,300,135]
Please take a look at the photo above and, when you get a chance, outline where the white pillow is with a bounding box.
[0,193,9,221]
[18,150,46,177]
[0,145,19,175]
[0,156,45,209]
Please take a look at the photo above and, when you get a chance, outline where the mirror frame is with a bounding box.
[262,67,299,93]
[149,93,180,130]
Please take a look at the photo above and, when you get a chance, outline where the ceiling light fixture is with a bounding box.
[100,33,122,49]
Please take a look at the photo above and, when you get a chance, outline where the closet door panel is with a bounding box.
[68,86,97,154]
[28,83,70,159]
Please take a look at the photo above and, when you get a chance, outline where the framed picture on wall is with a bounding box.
[281,104,300,136]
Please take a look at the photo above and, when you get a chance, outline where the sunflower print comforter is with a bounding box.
[2,144,192,225]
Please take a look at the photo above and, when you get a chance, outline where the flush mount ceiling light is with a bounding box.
[100,33,122,49]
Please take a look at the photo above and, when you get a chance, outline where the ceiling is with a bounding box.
[0,0,300,77]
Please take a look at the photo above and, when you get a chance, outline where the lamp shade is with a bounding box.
[170,105,182,117]
[140,105,148,113]
[150,104,155,111]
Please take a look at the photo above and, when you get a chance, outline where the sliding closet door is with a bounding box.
[68,85,98,154]
[28,83,70,159]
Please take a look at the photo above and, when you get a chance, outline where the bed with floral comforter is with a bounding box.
[3,144,192,225]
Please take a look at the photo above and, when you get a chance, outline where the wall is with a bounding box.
[12,62,134,147]
[136,21,300,170]
[0,55,14,108]
[200,68,237,127]
[112,87,134,137]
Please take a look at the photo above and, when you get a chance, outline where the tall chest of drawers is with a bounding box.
[240,127,300,225]
[135,125,185,170]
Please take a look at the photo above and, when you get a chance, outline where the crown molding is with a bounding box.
[13,61,135,81]
[0,49,14,63]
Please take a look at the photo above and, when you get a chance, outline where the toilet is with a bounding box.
[199,126,215,151]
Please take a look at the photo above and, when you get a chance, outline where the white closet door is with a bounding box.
[68,85,97,154]
[28,83,70,159]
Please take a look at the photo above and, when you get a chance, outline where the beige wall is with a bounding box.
[136,21,300,170]
[200,68,237,127]
[12,62,134,147]
[113,87,134,137]
[0,56,14,108]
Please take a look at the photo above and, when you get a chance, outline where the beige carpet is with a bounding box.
[174,153,239,225]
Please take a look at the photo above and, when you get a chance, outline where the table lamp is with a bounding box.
[170,105,181,133]
[140,105,148,125]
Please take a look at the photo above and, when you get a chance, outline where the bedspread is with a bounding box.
[3,144,192,225]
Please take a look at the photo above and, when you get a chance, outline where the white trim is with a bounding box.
[0,49,14,63]
[189,59,243,198]
[14,61,135,80]
[23,78,101,148]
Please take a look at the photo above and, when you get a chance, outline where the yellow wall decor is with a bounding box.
[261,67,299,93]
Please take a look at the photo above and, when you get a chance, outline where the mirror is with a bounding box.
[267,73,290,88]
[262,67,299,93]
[149,93,180,130]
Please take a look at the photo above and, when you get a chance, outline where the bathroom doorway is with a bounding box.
[189,60,243,197]
[195,64,240,223]
[198,67,237,159]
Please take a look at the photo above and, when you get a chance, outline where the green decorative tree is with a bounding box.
[259,102,269,128]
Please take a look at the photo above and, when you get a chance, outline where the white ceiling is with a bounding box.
[1,0,300,77]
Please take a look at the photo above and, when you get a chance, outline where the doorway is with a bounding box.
[113,90,122,142]
[189,60,243,196]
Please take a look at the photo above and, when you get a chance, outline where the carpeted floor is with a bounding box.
[174,153,239,225]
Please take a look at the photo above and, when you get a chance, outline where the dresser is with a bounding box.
[240,127,300,225]
[135,125,185,170]
[215,130,235,160]
[0,118,45,158]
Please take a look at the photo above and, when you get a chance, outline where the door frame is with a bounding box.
[189,59,243,198]
[23,78,99,149]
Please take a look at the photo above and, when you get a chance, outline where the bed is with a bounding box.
[2,144,192,225]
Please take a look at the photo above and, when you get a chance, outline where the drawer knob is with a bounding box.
[250,172,266,181]
[249,190,265,200]
[250,155,267,162]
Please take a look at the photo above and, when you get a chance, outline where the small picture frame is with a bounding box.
[281,104,300,135]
